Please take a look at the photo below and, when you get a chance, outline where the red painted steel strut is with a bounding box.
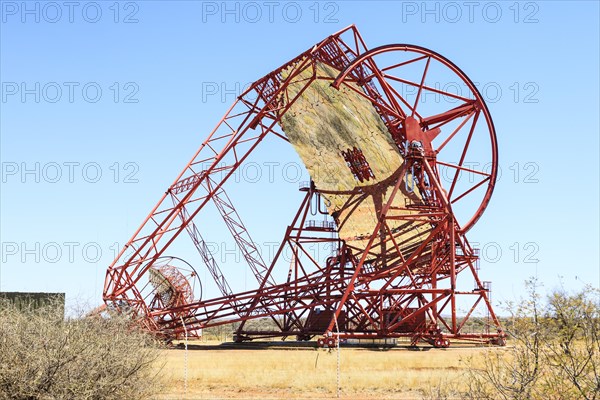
[104,25,506,346]
[204,176,275,288]
[173,200,237,305]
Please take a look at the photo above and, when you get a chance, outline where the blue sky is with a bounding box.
[1,1,598,312]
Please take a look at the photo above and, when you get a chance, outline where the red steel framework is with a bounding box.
[103,25,506,347]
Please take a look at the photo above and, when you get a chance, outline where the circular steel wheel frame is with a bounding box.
[333,44,498,233]
[112,256,203,338]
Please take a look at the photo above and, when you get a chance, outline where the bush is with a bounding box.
[463,278,600,400]
[0,300,163,400]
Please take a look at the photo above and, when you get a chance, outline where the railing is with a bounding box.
[299,181,311,191]
[305,220,336,230]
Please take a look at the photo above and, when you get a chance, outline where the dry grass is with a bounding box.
[155,341,496,400]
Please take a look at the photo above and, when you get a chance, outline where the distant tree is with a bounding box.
[463,278,600,400]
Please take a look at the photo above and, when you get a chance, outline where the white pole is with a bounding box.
[334,315,341,398]
[180,317,188,396]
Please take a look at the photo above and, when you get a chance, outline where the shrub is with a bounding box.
[0,300,163,400]
[463,278,600,400]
